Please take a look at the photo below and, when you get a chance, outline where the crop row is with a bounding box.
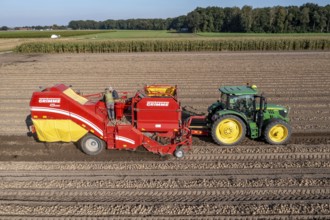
[15,38,330,53]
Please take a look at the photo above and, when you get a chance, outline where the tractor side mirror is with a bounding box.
[260,92,267,111]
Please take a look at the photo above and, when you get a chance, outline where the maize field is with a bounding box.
[15,37,330,53]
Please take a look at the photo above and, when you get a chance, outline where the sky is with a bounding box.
[1,0,329,27]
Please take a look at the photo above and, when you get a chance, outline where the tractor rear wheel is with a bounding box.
[264,120,292,145]
[211,115,246,146]
[79,133,105,155]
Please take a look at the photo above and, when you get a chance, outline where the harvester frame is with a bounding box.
[29,84,192,158]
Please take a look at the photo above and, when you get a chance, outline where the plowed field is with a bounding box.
[0,52,330,219]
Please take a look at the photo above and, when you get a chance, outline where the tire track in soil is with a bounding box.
[0,147,329,217]
[0,136,329,218]
[0,167,329,178]
[0,166,329,218]
[0,175,329,190]
[1,188,330,203]
[0,202,329,219]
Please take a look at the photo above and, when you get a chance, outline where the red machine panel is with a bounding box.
[30,84,108,139]
[115,125,143,149]
[135,97,180,132]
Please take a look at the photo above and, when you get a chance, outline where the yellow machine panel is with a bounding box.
[145,85,176,96]
[32,119,88,142]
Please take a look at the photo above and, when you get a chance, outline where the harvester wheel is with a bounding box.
[79,134,105,156]
[264,120,292,145]
[211,115,246,146]
[174,148,184,158]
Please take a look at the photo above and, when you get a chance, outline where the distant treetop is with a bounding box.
[68,3,330,33]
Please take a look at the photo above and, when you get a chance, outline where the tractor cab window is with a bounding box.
[220,93,228,104]
[229,95,254,117]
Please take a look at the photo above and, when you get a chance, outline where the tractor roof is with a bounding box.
[219,85,258,95]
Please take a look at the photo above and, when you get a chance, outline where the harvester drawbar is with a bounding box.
[29,84,291,158]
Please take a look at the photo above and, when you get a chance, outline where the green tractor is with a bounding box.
[190,85,292,145]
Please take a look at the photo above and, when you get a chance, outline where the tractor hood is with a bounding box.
[265,103,290,121]
[266,103,287,111]
[256,103,287,111]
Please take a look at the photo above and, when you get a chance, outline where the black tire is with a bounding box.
[264,120,292,145]
[174,148,184,158]
[211,115,246,146]
[79,133,105,155]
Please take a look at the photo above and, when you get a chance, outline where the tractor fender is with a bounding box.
[212,110,250,135]
[212,110,248,122]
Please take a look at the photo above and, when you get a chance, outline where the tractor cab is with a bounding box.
[207,85,259,121]
[221,86,257,117]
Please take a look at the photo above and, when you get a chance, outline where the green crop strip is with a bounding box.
[15,38,330,53]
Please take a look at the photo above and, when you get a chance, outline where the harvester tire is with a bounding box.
[264,120,292,145]
[211,115,246,146]
[174,148,184,158]
[79,134,105,156]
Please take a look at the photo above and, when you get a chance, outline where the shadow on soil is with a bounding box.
[0,134,164,162]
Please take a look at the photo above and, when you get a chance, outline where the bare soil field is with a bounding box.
[0,52,330,219]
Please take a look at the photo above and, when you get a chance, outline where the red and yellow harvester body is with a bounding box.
[29,84,191,157]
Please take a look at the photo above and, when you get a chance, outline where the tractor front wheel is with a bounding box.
[211,115,246,146]
[264,120,292,145]
[79,134,105,156]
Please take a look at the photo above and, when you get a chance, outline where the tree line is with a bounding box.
[68,3,329,33]
[1,25,67,31]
